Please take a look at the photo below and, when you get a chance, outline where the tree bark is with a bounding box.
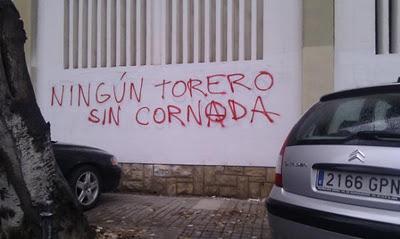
[0,1,94,238]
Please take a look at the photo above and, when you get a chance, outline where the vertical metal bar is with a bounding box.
[70,0,78,68]
[171,0,178,63]
[390,0,400,53]
[227,0,233,62]
[182,0,189,63]
[256,0,263,60]
[146,0,152,65]
[204,0,210,62]
[263,0,267,58]
[116,0,122,66]
[152,0,161,64]
[126,0,132,66]
[161,0,167,64]
[105,0,116,67]
[83,0,88,67]
[221,0,227,61]
[193,0,200,63]
[97,0,102,67]
[377,0,390,54]
[238,0,245,60]
[78,0,84,68]
[93,0,98,67]
[106,0,112,66]
[188,0,195,63]
[251,0,257,60]
[111,0,116,66]
[64,0,70,69]
[88,0,93,67]
[215,0,222,62]
[121,0,127,66]
[74,0,79,68]
[166,0,171,64]
[136,0,142,65]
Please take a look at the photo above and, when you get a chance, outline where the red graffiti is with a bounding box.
[133,97,278,127]
[250,96,280,123]
[130,78,144,102]
[135,107,150,126]
[51,77,143,107]
[152,71,274,100]
[51,85,64,106]
[226,73,251,93]
[96,82,111,103]
[186,100,202,126]
[153,107,166,124]
[205,100,227,127]
[207,74,227,95]
[69,85,74,106]
[228,99,247,121]
[254,71,274,91]
[187,79,208,97]
[78,84,90,107]
[88,106,122,126]
[88,109,100,123]
[154,80,171,100]
[167,105,186,126]
[51,70,281,128]
[113,82,126,103]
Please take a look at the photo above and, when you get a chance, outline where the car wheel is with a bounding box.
[68,165,101,210]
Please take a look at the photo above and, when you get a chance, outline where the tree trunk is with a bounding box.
[0,1,94,238]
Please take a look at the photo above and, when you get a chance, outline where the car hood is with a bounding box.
[52,142,111,155]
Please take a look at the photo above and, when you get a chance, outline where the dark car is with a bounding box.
[53,142,121,210]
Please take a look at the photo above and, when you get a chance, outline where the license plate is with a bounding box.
[316,170,400,201]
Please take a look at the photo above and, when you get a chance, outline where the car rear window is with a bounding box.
[288,93,400,146]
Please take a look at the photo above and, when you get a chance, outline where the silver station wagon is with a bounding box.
[267,84,400,239]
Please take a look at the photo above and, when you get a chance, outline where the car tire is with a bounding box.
[68,165,101,210]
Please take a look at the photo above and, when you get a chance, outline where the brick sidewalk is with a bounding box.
[86,193,271,239]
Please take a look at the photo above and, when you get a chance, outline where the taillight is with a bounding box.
[275,136,289,187]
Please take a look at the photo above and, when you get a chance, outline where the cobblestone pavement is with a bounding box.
[86,193,271,239]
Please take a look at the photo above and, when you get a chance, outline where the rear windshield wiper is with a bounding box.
[344,131,400,141]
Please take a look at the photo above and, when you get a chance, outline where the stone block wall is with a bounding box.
[118,163,276,199]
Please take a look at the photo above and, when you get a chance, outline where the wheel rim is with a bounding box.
[75,171,99,206]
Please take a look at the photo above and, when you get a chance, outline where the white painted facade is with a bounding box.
[335,0,400,90]
[34,0,302,166]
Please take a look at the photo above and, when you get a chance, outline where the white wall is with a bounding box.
[335,0,400,90]
[35,0,302,167]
